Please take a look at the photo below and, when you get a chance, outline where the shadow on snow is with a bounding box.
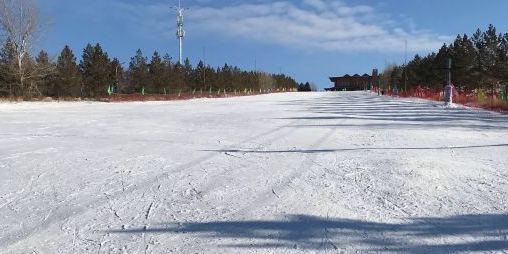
[276,92,508,131]
[108,213,508,253]
[203,94,508,154]
[204,143,508,154]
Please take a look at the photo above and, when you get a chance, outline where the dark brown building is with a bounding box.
[327,69,378,91]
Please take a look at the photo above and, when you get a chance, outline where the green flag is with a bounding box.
[501,91,507,103]
[141,87,145,96]
[217,89,221,96]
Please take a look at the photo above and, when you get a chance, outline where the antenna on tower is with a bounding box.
[173,0,188,65]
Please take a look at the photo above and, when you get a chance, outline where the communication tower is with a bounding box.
[174,0,187,64]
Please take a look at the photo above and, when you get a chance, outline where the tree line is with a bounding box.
[297,82,319,92]
[0,0,300,100]
[382,24,508,93]
[0,42,300,99]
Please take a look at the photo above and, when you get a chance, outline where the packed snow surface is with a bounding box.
[1,92,508,253]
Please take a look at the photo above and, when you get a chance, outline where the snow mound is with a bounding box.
[435,103,459,109]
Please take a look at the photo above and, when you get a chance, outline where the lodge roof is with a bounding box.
[329,73,372,82]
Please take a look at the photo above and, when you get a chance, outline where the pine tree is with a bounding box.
[80,43,113,98]
[204,65,215,92]
[34,50,55,96]
[222,63,233,91]
[55,45,81,97]
[482,25,500,90]
[497,33,508,90]
[183,58,194,90]
[305,82,311,91]
[162,54,174,93]
[128,49,149,94]
[173,62,185,93]
[149,51,165,94]
[194,60,205,90]
[434,44,452,86]
[471,28,488,88]
[0,39,17,96]
[450,35,476,90]
[232,66,242,90]
[390,66,403,90]
[110,58,123,94]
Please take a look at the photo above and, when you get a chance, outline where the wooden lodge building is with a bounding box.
[327,69,378,91]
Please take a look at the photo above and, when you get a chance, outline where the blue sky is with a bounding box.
[36,0,508,89]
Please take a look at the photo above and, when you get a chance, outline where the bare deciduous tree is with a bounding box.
[311,83,320,91]
[379,64,396,91]
[0,0,47,97]
[258,72,276,91]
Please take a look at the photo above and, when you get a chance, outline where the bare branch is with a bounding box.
[0,0,46,98]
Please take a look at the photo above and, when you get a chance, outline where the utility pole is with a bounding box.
[445,58,452,84]
[404,39,408,94]
[203,46,206,88]
[384,59,387,93]
[444,58,454,105]
[115,62,126,93]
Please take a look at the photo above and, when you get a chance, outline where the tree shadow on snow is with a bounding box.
[204,143,508,154]
[108,213,508,253]
[277,93,508,131]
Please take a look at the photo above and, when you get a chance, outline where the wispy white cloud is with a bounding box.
[303,0,327,11]
[111,0,450,53]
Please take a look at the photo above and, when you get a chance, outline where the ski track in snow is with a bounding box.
[1,92,508,253]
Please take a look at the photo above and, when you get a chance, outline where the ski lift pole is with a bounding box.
[443,58,454,105]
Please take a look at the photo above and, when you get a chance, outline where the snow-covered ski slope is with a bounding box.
[1,92,508,253]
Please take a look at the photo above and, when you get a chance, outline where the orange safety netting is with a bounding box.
[370,87,508,114]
